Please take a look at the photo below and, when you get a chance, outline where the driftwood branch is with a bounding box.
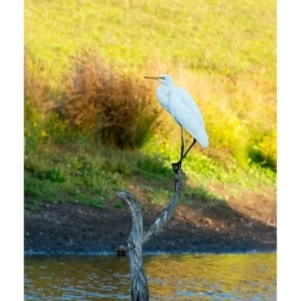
[142,164,185,244]
[117,163,185,301]
[117,191,149,301]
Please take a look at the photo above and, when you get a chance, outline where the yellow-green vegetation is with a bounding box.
[24,0,276,209]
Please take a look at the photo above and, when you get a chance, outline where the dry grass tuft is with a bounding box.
[55,52,161,149]
[24,57,56,115]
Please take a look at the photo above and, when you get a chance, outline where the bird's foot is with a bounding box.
[172,161,185,192]
[172,161,182,174]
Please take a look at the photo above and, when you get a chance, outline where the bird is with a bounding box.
[144,74,209,167]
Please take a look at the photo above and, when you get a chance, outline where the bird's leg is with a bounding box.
[175,138,196,169]
[171,127,185,188]
[173,127,185,171]
[181,138,197,161]
[180,126,185,162]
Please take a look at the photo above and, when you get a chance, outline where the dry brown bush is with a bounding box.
[24,57,56,115]
[55,52,161,149]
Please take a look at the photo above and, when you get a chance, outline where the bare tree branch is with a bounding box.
[117,191,149,301]
[142,164,185,244]
[117,163,185,301]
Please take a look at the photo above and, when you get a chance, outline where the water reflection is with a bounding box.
[25,253,276,300]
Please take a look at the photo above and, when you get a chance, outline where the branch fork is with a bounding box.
[117,164,185,301]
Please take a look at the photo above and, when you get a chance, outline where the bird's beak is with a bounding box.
[144,76,161,80]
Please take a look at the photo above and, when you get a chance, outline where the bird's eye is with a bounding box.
[160,77,165,80]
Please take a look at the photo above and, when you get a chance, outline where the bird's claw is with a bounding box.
[172,161,182,174]
[172,161,185,191]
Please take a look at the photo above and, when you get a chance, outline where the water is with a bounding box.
[24,253,276,300]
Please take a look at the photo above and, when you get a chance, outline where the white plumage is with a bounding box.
[146,74,209,143]
[145,74,208,164]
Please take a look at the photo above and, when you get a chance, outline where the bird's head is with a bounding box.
[144,74,174,87]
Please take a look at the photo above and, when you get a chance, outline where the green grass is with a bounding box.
[24,0,276,209]
[25,0,275,79]
[24,137,275,210]
[25,0,276,168]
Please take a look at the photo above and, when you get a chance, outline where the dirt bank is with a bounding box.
[24,188,276,254]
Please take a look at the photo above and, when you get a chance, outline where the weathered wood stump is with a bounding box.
[117,163,185,301]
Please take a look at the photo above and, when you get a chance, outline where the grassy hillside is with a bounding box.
[24,0,276,209]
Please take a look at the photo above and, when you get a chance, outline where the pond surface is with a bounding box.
[25,253,276,300]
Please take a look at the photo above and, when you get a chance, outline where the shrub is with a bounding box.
[248,130,277,170]
[55,51,161,149]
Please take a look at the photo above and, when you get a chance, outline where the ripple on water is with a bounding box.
[25,253,276,301]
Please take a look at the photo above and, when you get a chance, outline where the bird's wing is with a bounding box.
[156,85,171,114]
[169,88,209,148]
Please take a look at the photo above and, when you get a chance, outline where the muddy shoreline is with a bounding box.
[24,201,276,255]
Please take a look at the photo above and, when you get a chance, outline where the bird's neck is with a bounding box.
[165,83,174,89]
[163,84,174,91]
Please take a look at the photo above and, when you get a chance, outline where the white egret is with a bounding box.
[145,74,209,166]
